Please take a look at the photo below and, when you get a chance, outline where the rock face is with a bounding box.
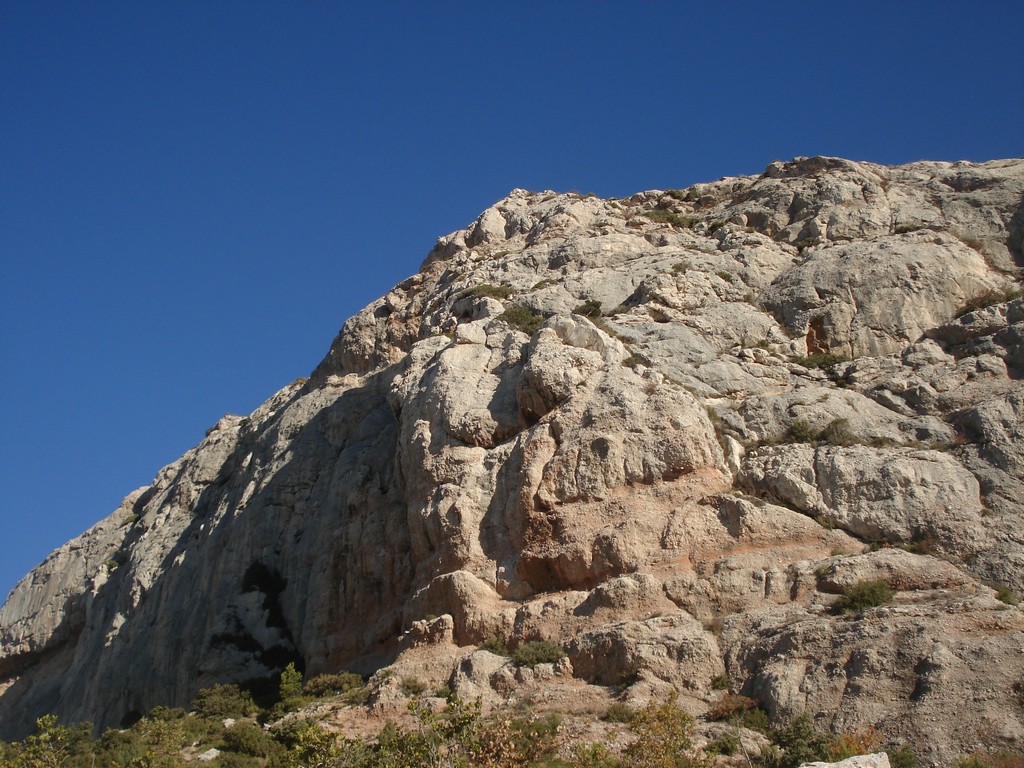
[2,157,1023,764]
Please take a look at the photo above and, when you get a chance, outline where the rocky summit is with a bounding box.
[2,157,1023,764]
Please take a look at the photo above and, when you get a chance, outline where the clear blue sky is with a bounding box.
[2,2,1022,600]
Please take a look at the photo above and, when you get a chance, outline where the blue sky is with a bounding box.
[1,1,1022,600]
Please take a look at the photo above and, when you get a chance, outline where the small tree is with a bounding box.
[279,662,304,705]
[11,715,71,768]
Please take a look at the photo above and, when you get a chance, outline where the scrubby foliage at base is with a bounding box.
[0,685,1012,768]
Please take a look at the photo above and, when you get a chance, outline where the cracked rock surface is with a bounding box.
[2,156,1023,763]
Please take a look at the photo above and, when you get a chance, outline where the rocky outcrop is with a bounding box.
[2,157,1023,764]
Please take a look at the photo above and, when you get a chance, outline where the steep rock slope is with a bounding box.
[2,157,1023,762]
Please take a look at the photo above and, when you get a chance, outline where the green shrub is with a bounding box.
[711,672,731,691]
[192,684,257,719]
[641,210,699,228]
[767,714,834,768]
[573,299,603,318]
[992,582,1021,606]
[302,671,365,698]
[819,418,855,446]
[708,733,740,756]
[622,695,706,768]
[604,702,635,723]
[479,635,509,656]
[223,721,281,758]
[785,418,817,443]
[499,305,544,334]
[894,223,927,234]
[622,354,646,369]
[952,750,1024,768]
[511,640,566,668]
[888,746,920,768]
[342,685,371,706]
[791,352,850,370]
[715,270,735,283]
[835,579,894,613]
[148,705,187,721]
[214,752,260,768]
[400,677,428,697]
[464,283,514,301]
[572,741,624,767]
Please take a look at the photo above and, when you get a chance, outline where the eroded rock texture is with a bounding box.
[2,157,1023,763]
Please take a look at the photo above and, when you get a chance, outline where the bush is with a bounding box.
[215,752,260,768]
[622,354,647,369]
[464,283,515,301]
[791,352,850,370]
[829,727,883,760]
[434,684,453,699]
[573,299,603,318]
[604,702,635,723]
[192,684,257,719]
[223,721,281,758]
[785,418,817,443]
[499,305,544,335]
[952,750,1024,768]
[711,672,731,690]
[400,677,428,697]
[623,696,707,768]
[768,714,833,768]
[987,581,1021,606]
[707,694,770,733]
[572,741,624,768]
[835,579,894,613]
[302,672,364,698]
[708,733,740,756]
[479,635,509,656]
[707,693,757,722]
[511,640,566,668]
[888,746,920,768]
[819,418,855,446]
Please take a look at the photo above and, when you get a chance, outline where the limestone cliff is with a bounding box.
[2,157,1023,763]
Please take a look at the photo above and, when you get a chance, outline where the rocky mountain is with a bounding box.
[2,156,1023,764]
